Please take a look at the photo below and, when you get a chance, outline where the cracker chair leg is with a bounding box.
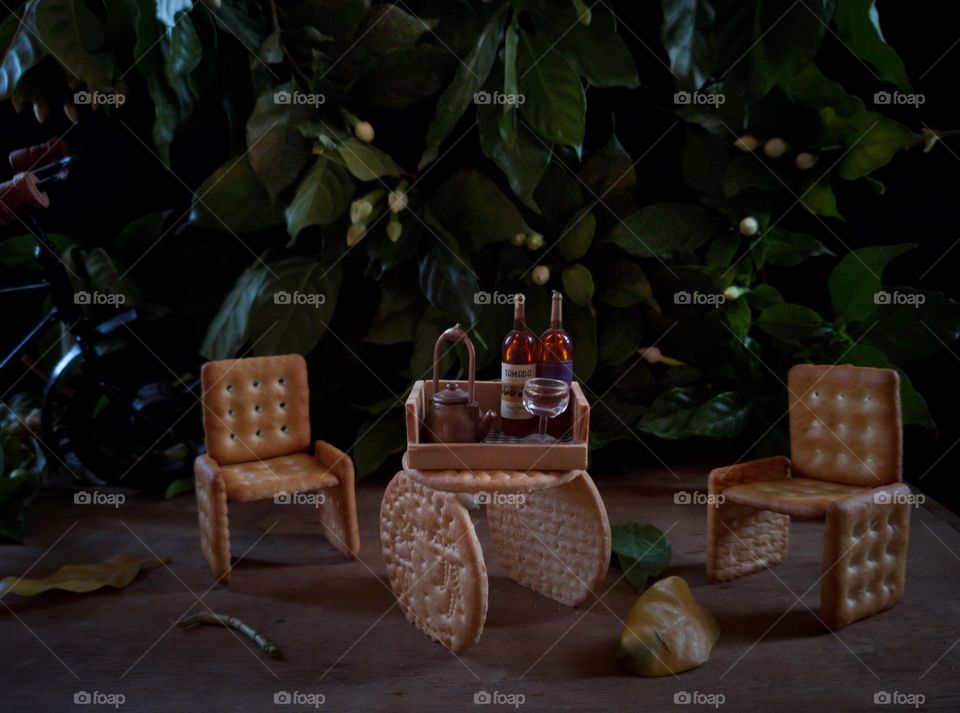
[707,459,790,583]
[486,472,610,607]
[315,441,361,559]
[194,455,232,583]
[820,483,911,630]
[380,472,488,653]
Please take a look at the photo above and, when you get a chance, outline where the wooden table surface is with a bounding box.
[2,466,959,712]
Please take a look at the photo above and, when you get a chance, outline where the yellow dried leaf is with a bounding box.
[617,575,720,676]
[0,555,170,597]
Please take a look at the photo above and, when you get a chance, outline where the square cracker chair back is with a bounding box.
[787,364,902,488]
[201,354,311,465]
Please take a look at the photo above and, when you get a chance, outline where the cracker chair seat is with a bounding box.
[220,453,339,502]
[723,477,863,519]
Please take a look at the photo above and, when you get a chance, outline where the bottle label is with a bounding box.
[501,362,536,419]
[538,360,573,385]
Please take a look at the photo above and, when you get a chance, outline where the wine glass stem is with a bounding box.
[538,416,548,436]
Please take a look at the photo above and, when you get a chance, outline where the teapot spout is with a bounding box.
[476,409,498,441]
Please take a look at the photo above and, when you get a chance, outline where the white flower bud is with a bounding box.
[350,199,373,225]
[511,232,527,247]
[723,285,748,301]
[525,232,544,250]
[387,217,402,242]
[531,265,550,285]
[638,346,662,364]
[347,223,367,246]
[734,134,759,152]
[795,152,817,170]
[763,137,787,158]
[354,121,375,143]
[738,216,759,236]
[33,99,50,125]
[388,190,408,214]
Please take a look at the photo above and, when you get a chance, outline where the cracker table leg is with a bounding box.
[194,455,232,583]
[486,472,611,607]
[315,441,361,559]
[380,472,488,652]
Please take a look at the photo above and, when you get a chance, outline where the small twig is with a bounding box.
[176,611,282,659]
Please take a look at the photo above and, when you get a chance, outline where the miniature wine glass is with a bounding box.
[522,378,570,443]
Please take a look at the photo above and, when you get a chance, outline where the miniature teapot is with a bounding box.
[423,325,498,444]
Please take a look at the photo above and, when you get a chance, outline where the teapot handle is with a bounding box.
[432,324,476,401]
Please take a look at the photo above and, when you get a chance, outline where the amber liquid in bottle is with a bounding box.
[501,294,538,437]
[538,291,574,440]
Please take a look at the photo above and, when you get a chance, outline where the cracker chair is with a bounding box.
[194,354,360,582]
[706,364,911,629]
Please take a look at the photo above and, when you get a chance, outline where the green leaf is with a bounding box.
[758,227,832,267]
[722,154,782,197]
[351,45,454,109]
[0,3,44,101]
[284,158,355,239]
[639,387,705,439]
[164,478,194,499]
[36,0,115,91]
[200,264,270,360]
[248,257,343,356]
[599,309,644,366]
[611,204,715,259]
[801,178,844,220]
[558,208,595,262]
[156,0,192,26]
[747,283,784,310]
[818,108,916,181]
[246,84,312,199]
[562,264,595,306]
[410,305,456,379]
[477,96,549,212]
[687,392,751,437]
[501,22,519,145]
[420,5,508,168]
[660,0,716,90]
[533,159,585,228]
[752,0,834,94]
[429,171,528,251]
[533,2,639,88]
[191,156,283,233]
[567,302,598,381]
[336,138,404,181]
[827,243,915,323]
[0,233,72,273]
[579,133,637,215]
[354,4,434,55]
[597,259,652,308]
[866,289,960,365]
[365,279,421,345]
[782,63,864,115]
[611,521,672,592]
[166,11,201,84]
[418,247,481,327]
[353,408,407,478]
[756,303,830,348]
[832,0,910,92]
[517,31,585,147]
